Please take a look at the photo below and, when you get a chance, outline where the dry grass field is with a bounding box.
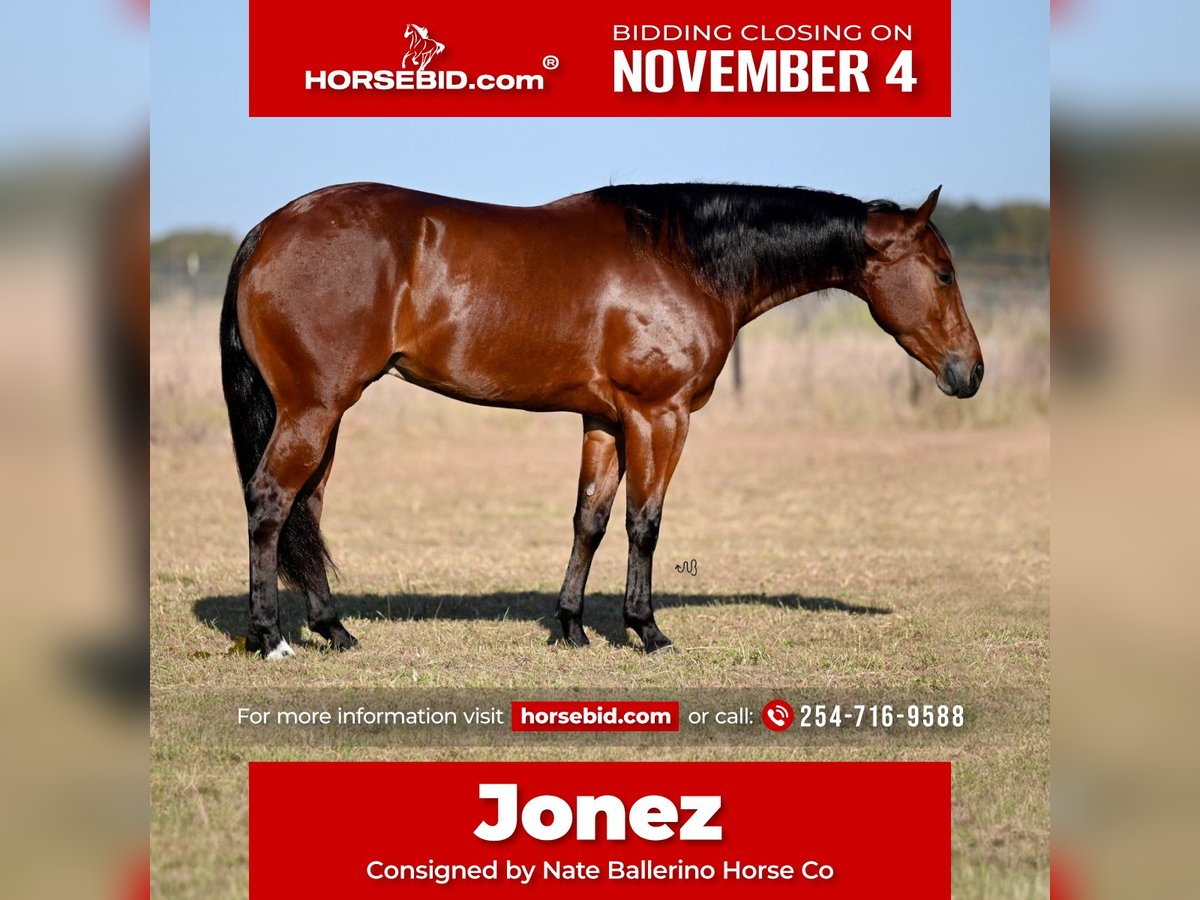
[151,290,1049,898]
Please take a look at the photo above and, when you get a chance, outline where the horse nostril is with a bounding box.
[971,361,985,390]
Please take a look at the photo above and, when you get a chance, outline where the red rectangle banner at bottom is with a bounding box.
[249,761,949,898]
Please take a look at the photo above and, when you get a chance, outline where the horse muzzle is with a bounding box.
[939,357,984,399]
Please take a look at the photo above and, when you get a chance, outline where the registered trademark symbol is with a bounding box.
[542,55,559,70]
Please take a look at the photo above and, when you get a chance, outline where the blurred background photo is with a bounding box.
[0,1,146,898]
[30,0,1200,895]
[1053,0,1200,898]
[148,3,1050,898]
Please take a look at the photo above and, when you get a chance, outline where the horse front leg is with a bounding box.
[555,416,624,646]
[620,401,690,652]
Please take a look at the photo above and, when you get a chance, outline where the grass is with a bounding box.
[151,299,1049,898]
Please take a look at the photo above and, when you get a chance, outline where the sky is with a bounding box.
[149,2,1049,238]
[0,1,146,158]
[1052,0,1200,119]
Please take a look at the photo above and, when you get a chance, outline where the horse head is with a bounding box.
[859,187,984,398]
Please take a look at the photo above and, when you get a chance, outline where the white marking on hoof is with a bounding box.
[266,639,295,661]
[585,482,596,497]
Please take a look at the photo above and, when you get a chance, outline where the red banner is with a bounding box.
[249,761,950,898]
[249,0,951,117]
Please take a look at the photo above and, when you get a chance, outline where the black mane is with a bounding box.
[591,183,873,300]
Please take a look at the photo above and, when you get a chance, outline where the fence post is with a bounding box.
[731,336,743,397]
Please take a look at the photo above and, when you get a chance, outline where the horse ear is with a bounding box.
[914,185,942,225]
[863,208,909,257]
[864,187,942,257]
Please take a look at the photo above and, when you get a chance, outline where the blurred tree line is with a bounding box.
[933,202,1050,273]
[150,202,1049,303]
[150,230,239,301]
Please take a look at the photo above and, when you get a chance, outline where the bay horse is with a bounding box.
[220,182,983,659]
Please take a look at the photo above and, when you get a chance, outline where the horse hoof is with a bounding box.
[265,638,295,661]
[330,629,359,652]
[561,623,590,648]
[311,620,358,652]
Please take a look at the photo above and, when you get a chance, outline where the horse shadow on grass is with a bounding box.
[192,591,891,650]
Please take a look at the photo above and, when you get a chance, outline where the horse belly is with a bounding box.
[392,306,611,414]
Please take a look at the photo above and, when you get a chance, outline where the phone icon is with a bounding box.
[761,699,794,732]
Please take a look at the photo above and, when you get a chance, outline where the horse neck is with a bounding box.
[735,271,856,330]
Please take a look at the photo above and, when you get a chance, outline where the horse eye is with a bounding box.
[936,270,954,286]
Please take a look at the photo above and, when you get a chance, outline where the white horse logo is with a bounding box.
[403,23,446,72]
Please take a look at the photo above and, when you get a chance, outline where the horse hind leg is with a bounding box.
[245,406,341,659]
[556,416,624,646]
[299,421,358,651]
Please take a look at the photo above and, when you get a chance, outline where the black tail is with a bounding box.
[220,224,335,596]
